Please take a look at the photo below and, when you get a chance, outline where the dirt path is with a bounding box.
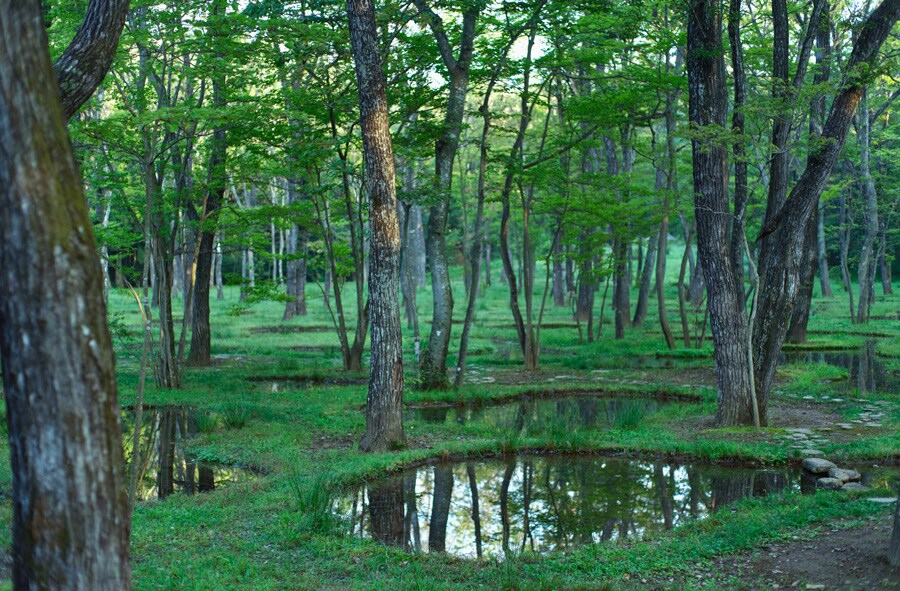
[711,513,900,590]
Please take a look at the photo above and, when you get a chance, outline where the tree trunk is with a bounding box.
[188,3,227,366]
[817,203,833,296]
[0,2,131,585]
[839,188,856,320]
[552,230,565,307]
[752,0,900,420]
[856,87,878,323]
[414,0,479,390]
[632,233,657,326]
[786,213,818,343]
[428,465,453,552]
[878,218,892,295]
[688,0,756,426]
[349,0,406,453]
[283,177,309,320]
[890,481,900,566]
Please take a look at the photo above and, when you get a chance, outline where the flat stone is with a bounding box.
[865,423,882,427]
[816,477,843,490]
[828,467,861,482]
[840,483,869,492]
[802,458,837,474]
[800,449,824,456]
[803,396,814,400]
[866,497,897,504]
[839,424,854,430]
[786,428,813,435]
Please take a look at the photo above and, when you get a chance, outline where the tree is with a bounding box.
[414,0,480,390]
[0,0,131,587]
[348,0,406,452]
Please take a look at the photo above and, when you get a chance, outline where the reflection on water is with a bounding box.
[339,456,808,558]
[121,406,254,501]
[781,341,898,394]
[413,396,669,435]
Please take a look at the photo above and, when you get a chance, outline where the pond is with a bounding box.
[338,455,899,558]
[121,406,256,501]
[782,341,899,394]
[411,394,679,435]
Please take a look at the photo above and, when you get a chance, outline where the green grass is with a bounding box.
[0,257,898,589]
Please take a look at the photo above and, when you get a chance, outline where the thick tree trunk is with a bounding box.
[349,0,406,452]
[688,0,756,426]
[0,2,131,586]
[53,0,131,121]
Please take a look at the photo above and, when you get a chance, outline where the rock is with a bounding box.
[815,477,843,490]
[840,482,869,492]
[828,467,861,482]
[866,497,897,504]
[799,449,824,456]
[802,458,837,474]
[786,428,813,435]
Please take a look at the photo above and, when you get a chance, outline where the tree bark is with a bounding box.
[688,0,756,425]
[188,0,227,366]
[53,0,131,121]
[753,0,900,419]
[0,1,131,586]
[348,0,406,453]
[856,87,879,323]
[414,0,479,390]
[632,234,657,326]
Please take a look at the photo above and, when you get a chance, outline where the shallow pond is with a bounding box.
[121,406,256,501]
[338,455,899,558]
[781,341,899,394]
[411,395,676,435]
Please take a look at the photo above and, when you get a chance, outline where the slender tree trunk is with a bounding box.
[878,218,892,295]
[415,0,479,390]
[552,229,565,307]
[856,87,878,323]
[283,177,309,320]
[0,2,131,585]
[349,0,405,452]
[633,233,657,326]
[188,1,227,366]
[817,204,833,296]
[839,188,856,321]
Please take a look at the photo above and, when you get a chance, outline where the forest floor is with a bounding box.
[0,269,897,590]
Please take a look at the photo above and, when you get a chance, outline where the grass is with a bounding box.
[0,256,898,589]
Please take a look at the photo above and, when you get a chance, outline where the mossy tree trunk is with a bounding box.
[0,0,131,587]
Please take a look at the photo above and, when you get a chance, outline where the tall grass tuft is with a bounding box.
[221,403,250,429]
[289,471,341,534]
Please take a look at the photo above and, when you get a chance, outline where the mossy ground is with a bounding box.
[0,254,897,590]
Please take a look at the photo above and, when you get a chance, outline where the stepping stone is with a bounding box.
[866,497,897,504]
[840,483,869,492]
[802,458,837,474]
[839,424,854,430]
[815,477,843,490]
[803,396,814,400]
[828,467,861,483]
[787,428,813,435]
[865,423,882,427]
[800,449,824,456]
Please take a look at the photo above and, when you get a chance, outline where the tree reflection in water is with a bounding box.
[342,456,805,558]
[121,406,252,500]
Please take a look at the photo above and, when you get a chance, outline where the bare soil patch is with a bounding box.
[710,514,900,590]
